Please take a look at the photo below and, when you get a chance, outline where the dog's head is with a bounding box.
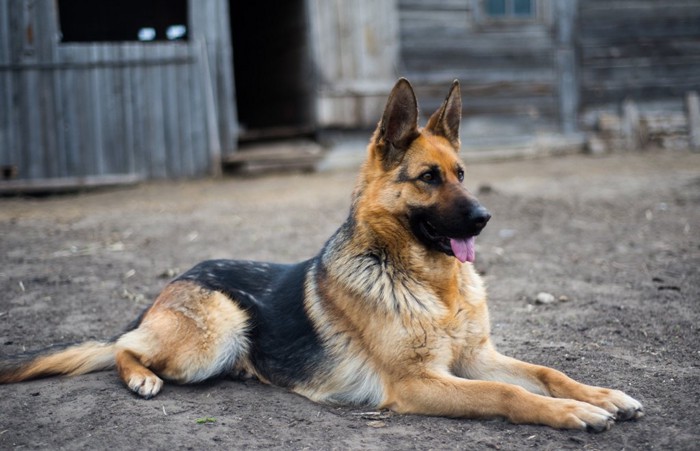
[356,78,490,263]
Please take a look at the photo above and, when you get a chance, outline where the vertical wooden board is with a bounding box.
[174,44,195,176]
[119,45,137,175]
[214,0,238,155]
[100,45,123,175]
[0,3,12,174]
[129,45,148,178]
[0,2,10,64]
[555,0,579,134]
[189,46,208,176]
[8,68,24,178]
[310,0,341,83]
[148,46,168,178]
[34,0,58,61]
[186,0,204,170]
[160,45,181,178]
[7,1,23,64]
[141,49,156,177]
[57,48,80,177]
[74,61,95,176]
[40,1,63,177]
[0,70,11,171]
[195,0,220,148]
[51,63,68,178]
[15,1,43,179]
[142,47,158,177]
[89,45,106,175]
[39,67,60,178]
[376,0,399,80]
[35,1,59,178]
[19,69,44,179]
[686,91,700,151]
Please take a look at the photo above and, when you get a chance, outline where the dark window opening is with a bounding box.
[57,0,188,42]
[484,0,534,18]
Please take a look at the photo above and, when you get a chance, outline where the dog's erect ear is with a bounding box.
[425,80,462,149]
[375,78,419,168]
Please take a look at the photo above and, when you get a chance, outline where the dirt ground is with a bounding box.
[1,149,699,450]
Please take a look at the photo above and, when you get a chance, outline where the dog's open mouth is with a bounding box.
[419,220,476,264]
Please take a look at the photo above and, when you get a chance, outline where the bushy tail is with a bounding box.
[0,341,116,383]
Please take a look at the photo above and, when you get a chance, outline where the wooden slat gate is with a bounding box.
[0,0,233,189]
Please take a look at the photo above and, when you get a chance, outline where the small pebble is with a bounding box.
[535,292,556,305]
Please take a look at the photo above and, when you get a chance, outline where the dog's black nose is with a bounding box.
[471,207,491,230]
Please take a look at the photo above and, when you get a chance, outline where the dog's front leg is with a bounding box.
[385,372,615,431]
[457,343,643,421]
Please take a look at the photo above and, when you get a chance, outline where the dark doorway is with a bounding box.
[230,0,315,141]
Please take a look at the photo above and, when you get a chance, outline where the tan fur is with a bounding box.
[113,282,251,397]
[0,341,114,383]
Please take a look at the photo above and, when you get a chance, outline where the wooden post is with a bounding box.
[555,0,579,135]
[686,91,700,152]
[198,38,222,177]
[622,98,642,151]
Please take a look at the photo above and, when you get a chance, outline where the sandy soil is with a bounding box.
[1,149,699,450]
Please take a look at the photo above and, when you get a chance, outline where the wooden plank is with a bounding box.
[118,44,136,175]
[198,38,222,177]
[99,45,121,175]
[89,45,106,175]
[0,3,9,64]
[223,140,324,174]
[0,2,14,177]
[622,98,643,150]
[173,44,194,177]
[0,174,143,195]
[399,0,469,11]
[686,91,700,151]
[188,42,207,177]
[37,4,60,178]
[214,0,238,154]
[160,45,180,178]
[57,47,80,177]
[145,45,167,178]
[555,0,579,134]
[127,44,147,178]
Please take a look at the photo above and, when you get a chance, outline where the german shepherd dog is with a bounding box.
[1,79,643,431]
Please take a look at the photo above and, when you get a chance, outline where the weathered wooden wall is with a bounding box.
[398,0,558,119]
[309,0,400,127]
[579,0,700,107]
[0,0,236,184]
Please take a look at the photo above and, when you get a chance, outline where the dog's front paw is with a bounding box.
[127,373,164,399]
[586,388,644,421]
[551,399,615,432]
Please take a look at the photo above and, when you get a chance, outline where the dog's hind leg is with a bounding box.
[114,282,251,398]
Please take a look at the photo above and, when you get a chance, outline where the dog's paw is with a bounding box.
[586,388,644,421]
[556,399,616,432]
[127,373,164,399]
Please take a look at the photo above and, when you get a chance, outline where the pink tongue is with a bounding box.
[450,237,476,263]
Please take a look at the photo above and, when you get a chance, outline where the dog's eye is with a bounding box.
[420,171,438,184]
[457,169,464,182]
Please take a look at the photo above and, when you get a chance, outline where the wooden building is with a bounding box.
[0,0,236,187]
[2,0,698,188]
[0,0,398,187]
